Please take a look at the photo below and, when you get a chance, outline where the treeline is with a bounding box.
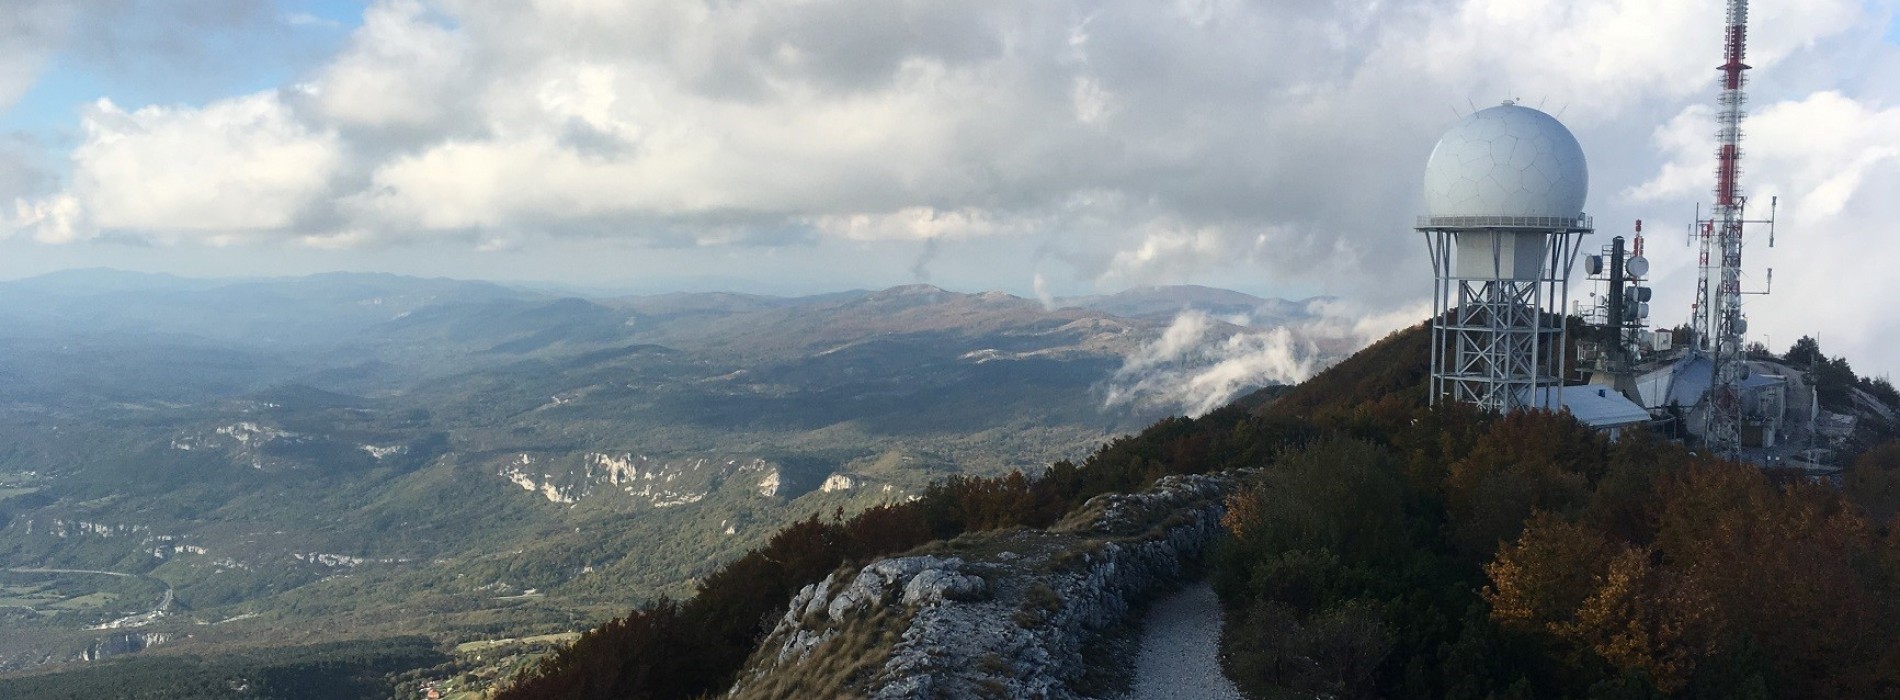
[0,636,446,700]
[1785,335,1900,417]
[1214,340,1900,698]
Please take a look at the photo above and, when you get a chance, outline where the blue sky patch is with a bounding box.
[0,0,364,131]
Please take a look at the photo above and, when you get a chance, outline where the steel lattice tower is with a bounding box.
[1702,0,1756,458]
[1422,217,1591,412]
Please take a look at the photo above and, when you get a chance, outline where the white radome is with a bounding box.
[1423,103,1588,220]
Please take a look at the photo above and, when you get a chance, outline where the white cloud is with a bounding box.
[29,0,1884,261]
[11,0,1900,377]
[1104,299,1429,416]
[285,12,342,29]
[306,0,470,131]
[812,207,1022,242]
[1632,91,1900,376]
[15,92,343,242]
[1097,224,1266,290]
[10,193,80,244]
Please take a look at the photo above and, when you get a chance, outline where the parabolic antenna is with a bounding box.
[1627,255,1650,278]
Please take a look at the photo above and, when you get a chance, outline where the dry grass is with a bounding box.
[729,605,910,700]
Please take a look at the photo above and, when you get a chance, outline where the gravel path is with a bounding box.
[1124,582,1244,700]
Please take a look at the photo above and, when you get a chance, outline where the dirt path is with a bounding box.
[1124,581,1244,700]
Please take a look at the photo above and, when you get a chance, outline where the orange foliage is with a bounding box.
[1443,410,1606,555]
[1486,459,1900,697]
[1221,488,1265,538]
[1483,512,1617,629]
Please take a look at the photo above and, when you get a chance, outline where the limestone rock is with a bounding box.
[733,472,1246,700]
[901,568,988,605]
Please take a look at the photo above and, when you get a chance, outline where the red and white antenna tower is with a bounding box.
[1695,0,1778,459]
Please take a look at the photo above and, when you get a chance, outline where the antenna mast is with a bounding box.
[1701,0,1766,459]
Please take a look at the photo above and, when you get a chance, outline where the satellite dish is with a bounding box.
[1626,255,1649,277]
[1586,256,1604,275]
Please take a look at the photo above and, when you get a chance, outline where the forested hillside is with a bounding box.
[499,321,1900,699]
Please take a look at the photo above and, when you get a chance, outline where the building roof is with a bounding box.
[1637,355,1709,409]
[1525,386,1652,429]
[1636,355,1784,410]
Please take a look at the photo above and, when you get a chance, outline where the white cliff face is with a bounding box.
[361,444,408,460]
[757,471,782,498]
[212,422,294,446]
[170,421,347,472]
[820,474,856,492]
[498,451,771,507]
[31,519,150,539]
[83,632,171,661]
[498,454,581,504]
[588,453,643,484]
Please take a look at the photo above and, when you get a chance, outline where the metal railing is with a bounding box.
[1416,214,1593,230]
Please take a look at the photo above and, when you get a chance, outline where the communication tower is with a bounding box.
[1690,0,1778,458]
[1582,222,1651,398]
[1418,103,1592,412]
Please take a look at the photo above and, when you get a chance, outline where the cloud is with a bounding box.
[12,92,344,243]
[285,13,343,29]
[306,0,470,133]
[1104,299,1429,416]
[10,0,1897,330]
[1629,90,1900,377]
[0,1,77,111]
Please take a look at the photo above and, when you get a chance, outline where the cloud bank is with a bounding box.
[3,0,1899,372]
[1105,299,1429,416]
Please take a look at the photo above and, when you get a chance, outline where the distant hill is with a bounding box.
[0,271,1344,680]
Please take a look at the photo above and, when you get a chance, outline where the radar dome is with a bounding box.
[1423,103,1588,220]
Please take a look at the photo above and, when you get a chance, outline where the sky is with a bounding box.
[3,0,1900,375]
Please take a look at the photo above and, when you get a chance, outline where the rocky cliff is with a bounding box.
[728,472,1240,699]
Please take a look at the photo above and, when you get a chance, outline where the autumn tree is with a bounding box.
[1845,440,1900,523]
[1444,410,1607,556]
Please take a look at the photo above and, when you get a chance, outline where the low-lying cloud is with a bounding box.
[1104,300,1429,417]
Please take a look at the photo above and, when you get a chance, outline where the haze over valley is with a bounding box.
[0,269,1384,674]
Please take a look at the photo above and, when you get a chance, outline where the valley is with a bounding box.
[0,271,1337,679]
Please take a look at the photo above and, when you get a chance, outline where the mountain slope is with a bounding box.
[4,276,1308,677]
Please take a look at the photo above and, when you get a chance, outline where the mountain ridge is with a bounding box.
[0,271,1338,681]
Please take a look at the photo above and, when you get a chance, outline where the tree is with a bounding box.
[1484,513,1618,632]
[1444,411,1605,556]
[1785,336,1822,366]
[1845,441,1900,523]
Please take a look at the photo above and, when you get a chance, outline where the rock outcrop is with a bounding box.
[731,472,1240,699]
